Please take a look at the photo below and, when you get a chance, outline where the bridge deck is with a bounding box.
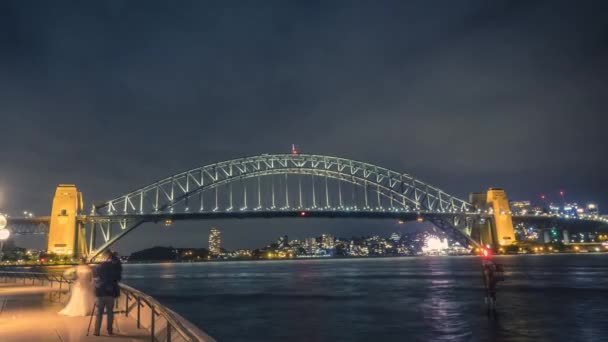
[0,283,148,342]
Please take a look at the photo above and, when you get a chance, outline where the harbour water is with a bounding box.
[121,254,608,341]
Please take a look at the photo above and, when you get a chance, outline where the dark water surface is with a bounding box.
[121,255,607,341]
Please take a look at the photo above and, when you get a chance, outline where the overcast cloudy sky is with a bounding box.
[1,1,606,252]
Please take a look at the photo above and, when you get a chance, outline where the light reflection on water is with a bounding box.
[119,255,608,341]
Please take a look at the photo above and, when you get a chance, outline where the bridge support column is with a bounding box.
[47,185,84,257]
[469,193,494,247]
[487,188,515,247]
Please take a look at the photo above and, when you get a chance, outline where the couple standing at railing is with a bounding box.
[59,249,123,337]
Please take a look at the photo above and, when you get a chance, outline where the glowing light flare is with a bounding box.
[300,211,306,217]
[0,228,10,240]
[422,235,448,253]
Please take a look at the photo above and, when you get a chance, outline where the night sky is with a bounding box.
[1,1,606,253]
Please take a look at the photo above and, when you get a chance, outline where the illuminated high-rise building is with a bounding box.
[277,235,289,248]
[390,233,401,243]
[586,203,599,216]
[321,234,334,249]
[208,227,221,256]
[510,201,532,215]
[304,237,318,254]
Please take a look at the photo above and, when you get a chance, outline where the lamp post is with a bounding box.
[0,214,9,261]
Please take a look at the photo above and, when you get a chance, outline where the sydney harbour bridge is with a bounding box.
[4,153,607,259]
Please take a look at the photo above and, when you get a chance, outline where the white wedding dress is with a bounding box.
[59,265,95,317]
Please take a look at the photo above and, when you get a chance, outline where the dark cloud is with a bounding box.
[1,0,606,252]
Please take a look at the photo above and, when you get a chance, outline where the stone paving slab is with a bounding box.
[0,283,149,342]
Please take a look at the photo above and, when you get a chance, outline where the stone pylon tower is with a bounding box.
[47,185,86,256]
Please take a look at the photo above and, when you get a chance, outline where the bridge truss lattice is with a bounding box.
[85,154,476,256]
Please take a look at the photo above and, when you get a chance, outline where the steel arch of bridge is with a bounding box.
[88,154,477,257]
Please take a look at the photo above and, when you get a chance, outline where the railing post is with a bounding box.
[137,297,141,328]
[125,293,129,317]
[58,278,63,302]
[150,309,155,341]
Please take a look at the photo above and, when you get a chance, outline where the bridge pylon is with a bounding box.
[470,188,516,250]
[47,185,86,257]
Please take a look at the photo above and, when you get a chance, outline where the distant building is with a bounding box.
[390,232,401,243]
[321,234,334,249]
[586,203,599,216]
[304,237,317,255]
[277,235,289,248]
[208,227,221,256]
[549,203,561,215]
[563,203,579,217]
[232,249,252,258]
[510,201,532,215]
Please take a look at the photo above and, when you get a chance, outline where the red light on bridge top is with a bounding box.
[300,211,306,217]
[541,194,546,200]
[482,248,492,258]
[291,144,300,155]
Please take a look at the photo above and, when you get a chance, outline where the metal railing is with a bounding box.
[0,271,215,342]
[0,270,73,302]
[120,283,216,342]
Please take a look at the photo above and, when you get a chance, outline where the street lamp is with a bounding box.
[0,214,9,262]
[0,229,9,241]
[0,214,7,229]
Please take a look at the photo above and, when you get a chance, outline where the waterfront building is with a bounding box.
[209,227,221,256]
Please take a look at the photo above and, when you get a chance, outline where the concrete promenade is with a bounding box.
[0,282,148,342]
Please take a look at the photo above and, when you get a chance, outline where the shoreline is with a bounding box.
[2,251,606,268]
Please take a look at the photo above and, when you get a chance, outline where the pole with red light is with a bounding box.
[291,144,300,155]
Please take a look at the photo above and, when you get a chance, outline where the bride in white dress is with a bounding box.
[59,259,95,317]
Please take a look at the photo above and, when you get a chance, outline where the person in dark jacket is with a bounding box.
[111,251,122,281]
[92,249,122,336]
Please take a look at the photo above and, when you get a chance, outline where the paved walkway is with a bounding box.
[0,283,149,342]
